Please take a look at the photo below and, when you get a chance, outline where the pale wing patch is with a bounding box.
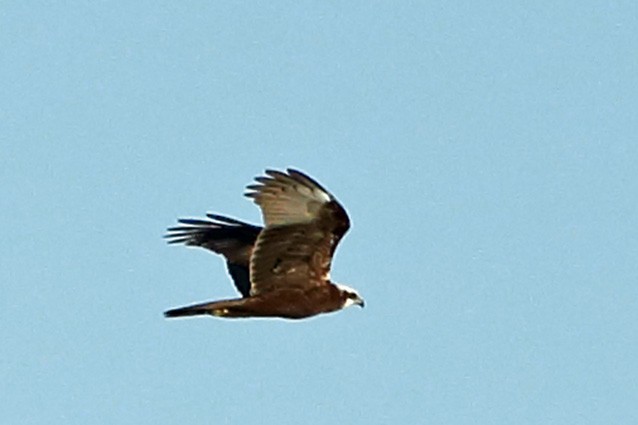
[245,169,332,226]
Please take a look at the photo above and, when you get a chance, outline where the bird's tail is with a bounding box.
[164,298,250,319]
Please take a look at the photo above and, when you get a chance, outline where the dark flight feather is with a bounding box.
[164,213,260,297]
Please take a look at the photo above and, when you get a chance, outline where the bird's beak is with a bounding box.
[356,298,365,308]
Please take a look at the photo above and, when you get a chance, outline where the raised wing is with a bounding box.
[164,213,262,297]
[245,169,350,295]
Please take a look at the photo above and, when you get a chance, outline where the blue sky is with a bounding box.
[2,2,637,424]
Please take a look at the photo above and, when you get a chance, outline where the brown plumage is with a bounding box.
[164,169,364,320]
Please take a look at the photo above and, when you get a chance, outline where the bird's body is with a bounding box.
[164,169,363,320]
[165,285,347,319]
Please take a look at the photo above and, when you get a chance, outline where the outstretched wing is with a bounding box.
[164,213,262,298]
[245,169,350,296]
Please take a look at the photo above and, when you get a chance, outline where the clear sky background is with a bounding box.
[2,2,637,424]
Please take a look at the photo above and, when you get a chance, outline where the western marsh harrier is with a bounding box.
[164,169,363,320]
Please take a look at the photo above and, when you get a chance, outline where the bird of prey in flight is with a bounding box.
[164,168,364,320]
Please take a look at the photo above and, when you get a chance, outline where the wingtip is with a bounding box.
[286,168,332,197]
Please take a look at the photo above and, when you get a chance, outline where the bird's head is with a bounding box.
[335,283,365,309]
